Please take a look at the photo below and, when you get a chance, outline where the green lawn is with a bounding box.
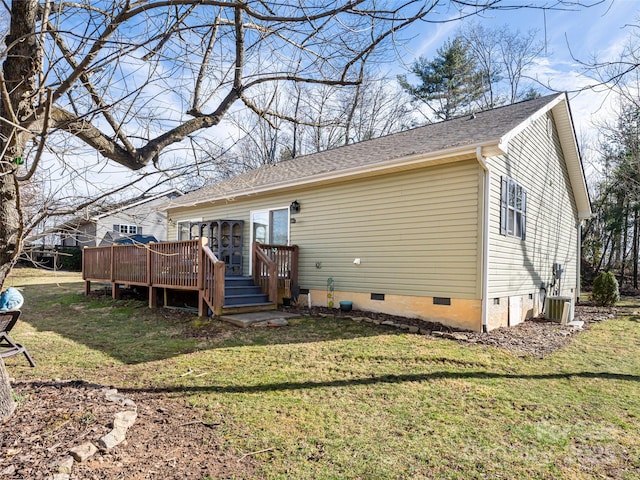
[5,269,640,479]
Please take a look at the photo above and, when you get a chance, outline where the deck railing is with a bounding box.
[252,243,278,304]
[82,239,226,315]
[255,243,299,289]
[83,240,299,314]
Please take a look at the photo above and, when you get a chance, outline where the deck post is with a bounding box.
[198,291,205,317]
[268,261,277,303]
[84,280,91,296]
[149,286,157,309]
[198,237,207,290]
[147,242,153,287]
[112,282,120,300]
[291,245,299,287]
[214,261,225,315]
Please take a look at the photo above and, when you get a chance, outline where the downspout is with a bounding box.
[476,147,490,333]
[577,220,582,301]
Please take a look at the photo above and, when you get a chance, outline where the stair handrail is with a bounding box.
[199,238,226,316]
[252,242,278,303]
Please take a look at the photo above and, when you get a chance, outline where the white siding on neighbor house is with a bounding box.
[487,112,579,299]
[96,197,169,245]
[61,223,96,247]
[168,159,483,299]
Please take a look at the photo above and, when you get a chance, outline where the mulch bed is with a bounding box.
[0,381,255,479]
[282,303,619,358]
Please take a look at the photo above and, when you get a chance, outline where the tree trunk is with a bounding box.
[633,207,639,289]
[619,203,629,287]
[0,358,16,422]
[0,0,39,421]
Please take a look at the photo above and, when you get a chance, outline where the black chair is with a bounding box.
[0,310,36,367]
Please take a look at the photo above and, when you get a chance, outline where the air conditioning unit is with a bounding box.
[544,296,573,323]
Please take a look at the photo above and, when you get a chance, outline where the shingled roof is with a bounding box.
[168,93,578,209]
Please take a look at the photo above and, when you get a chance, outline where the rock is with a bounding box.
[113,410,137,430]
[104,389,136,409]
[69,442,98,462]
[51,473,70,480]
[432,331,446,337]
[49,456,74,474]
[1,465,16,476]
[380,320,395,326]
[408,326,420,333]
[418,328,431,335]
[267,318,289,327]
[399,324,411,330]
[98,427,127,450]
[567,320,584,330]
[449,333,468,341]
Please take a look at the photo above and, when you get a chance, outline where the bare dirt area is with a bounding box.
[0,380,255,479]
[0,304,619,478]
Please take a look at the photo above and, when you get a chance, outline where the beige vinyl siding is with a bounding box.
[168,159,482,299]
[488,112,579,298]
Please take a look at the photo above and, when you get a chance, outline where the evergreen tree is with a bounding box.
[398,37,486,120]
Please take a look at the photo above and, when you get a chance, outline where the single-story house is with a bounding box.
[35,190,182,248]
[163,93,591,331]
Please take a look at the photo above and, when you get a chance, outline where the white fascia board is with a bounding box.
[169,141,503,210]
[91,189,180,221]
[498,93,591,218]
[497,93,564,154]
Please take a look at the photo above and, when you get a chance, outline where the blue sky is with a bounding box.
[400,0,635,139]
[394,0,637,181]
[47,1,635,195]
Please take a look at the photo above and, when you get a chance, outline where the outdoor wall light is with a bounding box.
[290,200,301,214]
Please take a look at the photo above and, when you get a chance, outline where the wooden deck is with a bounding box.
[82,239,298,316]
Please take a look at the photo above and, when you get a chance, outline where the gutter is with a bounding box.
[164,141,502,211]
[476,147,490,332]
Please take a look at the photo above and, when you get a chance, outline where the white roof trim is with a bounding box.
[92,189,182,220]
[166,140,503,210]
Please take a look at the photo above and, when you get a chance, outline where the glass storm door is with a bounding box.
[251,208,289,245]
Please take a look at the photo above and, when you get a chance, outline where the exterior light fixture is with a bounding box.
[290,200,301,214]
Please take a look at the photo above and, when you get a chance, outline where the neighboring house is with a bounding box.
[164,93,591,332]
[42,190,182,248]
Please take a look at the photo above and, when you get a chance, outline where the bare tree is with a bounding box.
[458,22,544,107]
[0,0,597,421]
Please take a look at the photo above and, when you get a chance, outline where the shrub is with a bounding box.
[591,271,620,306]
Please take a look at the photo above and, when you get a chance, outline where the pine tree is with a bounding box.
[398,37,486,120]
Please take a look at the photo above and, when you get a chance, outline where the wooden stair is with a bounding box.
[220,276,276,314]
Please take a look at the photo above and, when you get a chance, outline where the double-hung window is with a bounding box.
[500,177,526,240]
[113,224,141,235]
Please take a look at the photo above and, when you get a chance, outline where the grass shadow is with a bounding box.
[118,370,640,395]
[17,282,404,364]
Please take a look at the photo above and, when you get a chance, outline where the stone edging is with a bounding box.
[46,388,137,480]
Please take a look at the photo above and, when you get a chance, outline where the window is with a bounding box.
[113,224,140,235]
[174,219,202,240]
[500,177,526,240]
[251,208,289,246]
[177,221,190,240]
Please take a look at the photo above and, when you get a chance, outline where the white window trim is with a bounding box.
[176,218,202,241]
[501,176,527,240]
[249,206,291,271]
